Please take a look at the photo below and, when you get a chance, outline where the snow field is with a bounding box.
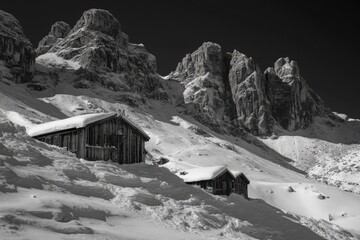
[1,86,360,239]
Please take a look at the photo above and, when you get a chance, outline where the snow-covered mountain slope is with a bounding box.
[0,101,331,240]
[1,80,359,239]
[260,116,360,194]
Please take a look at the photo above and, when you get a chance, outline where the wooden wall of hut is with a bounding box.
[34,115,147,165]
[233,177,249,198]
[212,171,234,195]
[35,128,83,156]
[188,180,214,194]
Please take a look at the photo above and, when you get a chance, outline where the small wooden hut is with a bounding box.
[28,113,150,164]
[178,166,250,198]
[230,171,250,199]
[179,166,234,196]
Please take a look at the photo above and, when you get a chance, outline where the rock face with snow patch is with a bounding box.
[170,42,227,120]
[170,42,327,135]
[36,21,71,55]
[0,10,35,83]
[36,9,166,100]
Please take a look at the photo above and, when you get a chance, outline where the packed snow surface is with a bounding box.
[260,116,360,194]
[27,113,116,137]
[178,166,227,182]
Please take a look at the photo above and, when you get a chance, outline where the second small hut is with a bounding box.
[178,166,250,198]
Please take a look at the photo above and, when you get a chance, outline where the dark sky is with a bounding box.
[2,1,359,118]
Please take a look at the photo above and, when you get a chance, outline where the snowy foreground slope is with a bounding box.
[0,81,359,240]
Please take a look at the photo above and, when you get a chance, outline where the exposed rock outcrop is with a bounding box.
[228,50,272,134]
[170,42,326,135]
[264,57,325,130]
[0,9,35,83]
[170,42,226,119]
[36,21,71,55]
[36,9,166,100]
[173,42,224,83]
[1,8,326,134]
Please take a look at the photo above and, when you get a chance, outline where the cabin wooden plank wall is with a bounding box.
[35,128,81,155]
[85,117,120,162]
[188,180,214,194]
[34,115,147,165]
[233,177,249,198]
[212,171,233,195]
[84,117,145,164]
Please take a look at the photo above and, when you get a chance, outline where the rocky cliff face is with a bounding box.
[264,57,325,130]
[170,42,327,135]
[36,9,166,100]
[228,50,272,134]
[0,10,35,83]
[170,42,227,120]
[0,8,328,134]
[36,21,71,56]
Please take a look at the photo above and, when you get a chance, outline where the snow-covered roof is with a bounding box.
[178,166,228,183]
[28,112,150,140]
[120,115,150,140]
[230,170,242,178]
[27,113,116,137]
[230,170,250,183]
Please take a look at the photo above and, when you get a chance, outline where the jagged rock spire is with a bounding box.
[170,42,326,135]
[36,21,71,55]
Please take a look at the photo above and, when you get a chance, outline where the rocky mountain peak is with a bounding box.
[36,21,71,55]
[0,10,31,45]
[49,21,71,38]
[69,9,122,41]
[227,50,273,134]
[172,42,223,83]
[34,9,166,102]
[170,42,327,135]
[0,9,35,83]
[274,57,301,80]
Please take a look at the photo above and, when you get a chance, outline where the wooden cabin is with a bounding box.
[178,166,250,198]
[230,171,250,199]
[28,113,150,164]
[179,166,234,196]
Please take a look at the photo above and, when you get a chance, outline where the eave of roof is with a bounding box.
[28,113,150,141]
[27,113,117,137]
[120,115,150,141]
